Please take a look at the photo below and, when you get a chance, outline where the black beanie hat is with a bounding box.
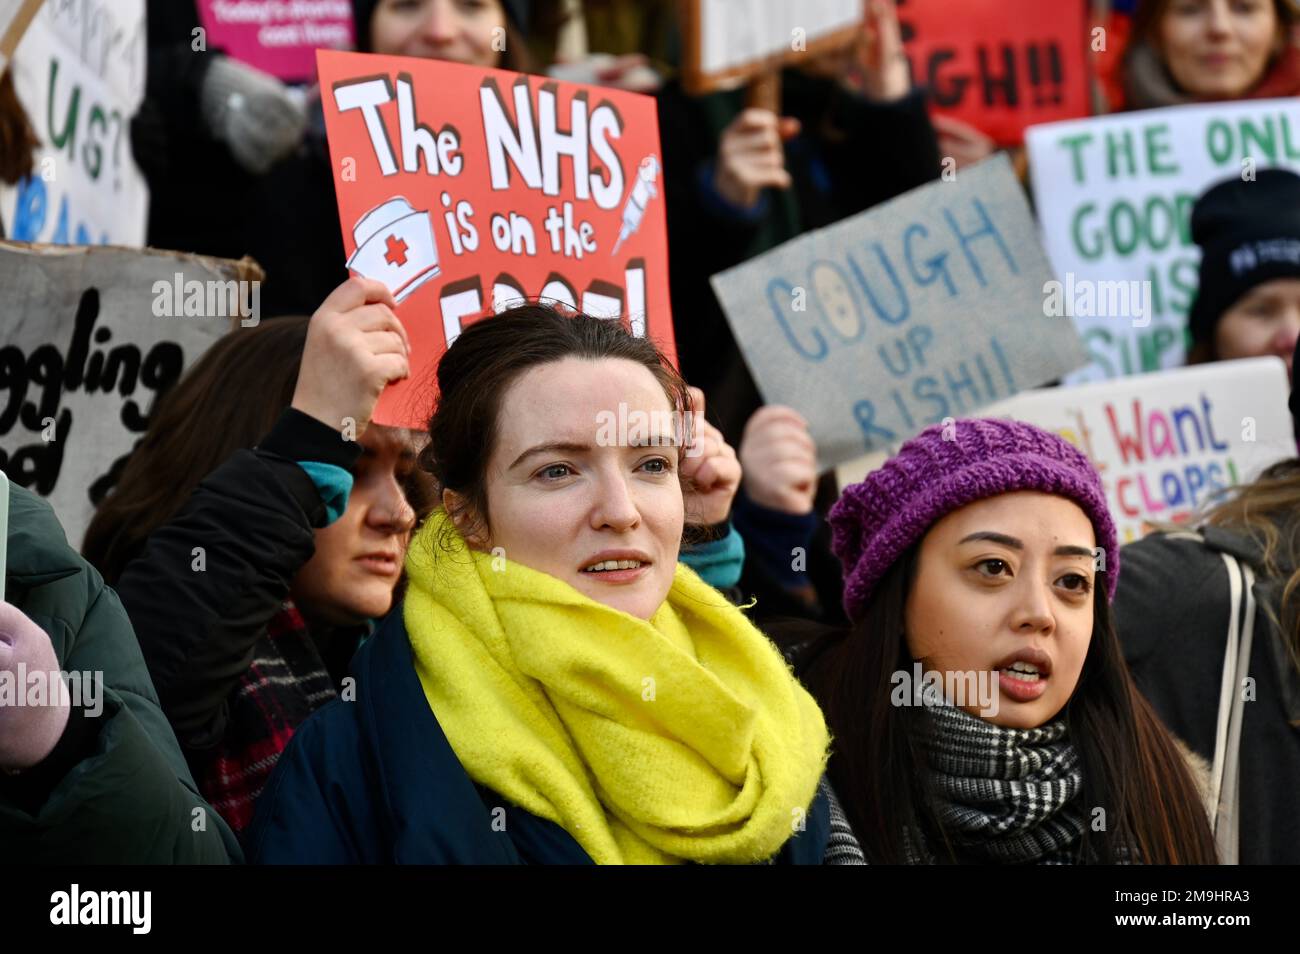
[1187,168,1300,349]
[351,0,526,54]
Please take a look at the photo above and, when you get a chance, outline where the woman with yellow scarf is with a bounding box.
[248,301,847,864]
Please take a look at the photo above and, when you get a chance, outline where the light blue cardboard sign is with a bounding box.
[709,153,1088,470]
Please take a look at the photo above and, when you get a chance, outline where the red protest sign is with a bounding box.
[196,0,354,83]
[898,0,1090,146]
[316,50,675,429]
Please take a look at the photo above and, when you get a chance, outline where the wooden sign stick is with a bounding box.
[745,68,781,112]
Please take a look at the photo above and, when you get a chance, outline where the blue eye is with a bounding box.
[537,463,572,480]
[640,457,672,474]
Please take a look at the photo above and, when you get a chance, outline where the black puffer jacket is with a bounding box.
[1113,523,1300,864]
[101,408,364,834]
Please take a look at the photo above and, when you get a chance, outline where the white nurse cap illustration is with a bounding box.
[346,197,440,302]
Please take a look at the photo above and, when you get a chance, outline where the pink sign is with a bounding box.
[196,0,355,83]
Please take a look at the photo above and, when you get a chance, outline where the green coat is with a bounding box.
[0,484,240,863]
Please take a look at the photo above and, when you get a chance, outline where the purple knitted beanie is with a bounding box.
[829,418,1119,622]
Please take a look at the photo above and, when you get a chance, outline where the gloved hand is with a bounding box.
[199,56,308,175]
[0,602,70,773]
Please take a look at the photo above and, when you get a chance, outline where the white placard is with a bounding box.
[1026,99,1300,384]
[0,243,251,544]
[698,0,863,75]
[836,357,1295,544]
[0,0,147,245]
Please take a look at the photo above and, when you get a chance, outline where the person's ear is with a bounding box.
[442,487,488,548]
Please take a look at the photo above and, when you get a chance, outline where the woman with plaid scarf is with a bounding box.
[781,418,1219,864]
[83,280,424,839]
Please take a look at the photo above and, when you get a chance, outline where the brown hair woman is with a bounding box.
[246,302,860,865]
[1121,0,1300,110]
[84,279,424,838]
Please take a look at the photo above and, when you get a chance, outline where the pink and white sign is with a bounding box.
[196,0,354,83]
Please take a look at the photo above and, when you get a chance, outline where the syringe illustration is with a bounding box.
[611,155,660,255]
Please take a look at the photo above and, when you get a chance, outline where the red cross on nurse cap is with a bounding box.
[346,195,441,303]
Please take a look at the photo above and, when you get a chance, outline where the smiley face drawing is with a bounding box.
[811,261,862,342]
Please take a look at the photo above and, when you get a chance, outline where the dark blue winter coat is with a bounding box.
[246,604,831,864]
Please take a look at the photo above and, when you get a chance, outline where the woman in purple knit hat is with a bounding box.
[784,417,1217,864]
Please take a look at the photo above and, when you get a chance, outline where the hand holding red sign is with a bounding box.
[316,50,675,430]
[898,0,1089,146]
[291,277,412,438]
[930,114,998,170]
[857,0,910,102]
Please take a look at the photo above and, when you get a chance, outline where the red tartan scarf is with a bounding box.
[194,602,339,836]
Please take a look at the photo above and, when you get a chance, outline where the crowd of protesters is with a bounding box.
[3,0,1300,865]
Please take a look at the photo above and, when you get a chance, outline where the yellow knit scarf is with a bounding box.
[403,511,830,865]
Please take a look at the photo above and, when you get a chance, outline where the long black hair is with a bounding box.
[781,545,1218,864]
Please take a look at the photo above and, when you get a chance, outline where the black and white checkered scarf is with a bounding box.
[904,702,1088,865]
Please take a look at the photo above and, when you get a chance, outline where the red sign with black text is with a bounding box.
[899,0,1091,146]
[316,50,675,428]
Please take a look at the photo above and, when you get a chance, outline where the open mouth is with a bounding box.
[579,552,652,583]
[996,662,1049,702]
[999,661,1044,683]
[582,559,645,573]
[585,561,644,574]
[993,650,1052,702]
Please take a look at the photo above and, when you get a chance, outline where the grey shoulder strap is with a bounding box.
[1209,550,1256,865]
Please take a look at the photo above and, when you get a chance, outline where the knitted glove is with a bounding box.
[0,602,70,772]
[199,56,308,175]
